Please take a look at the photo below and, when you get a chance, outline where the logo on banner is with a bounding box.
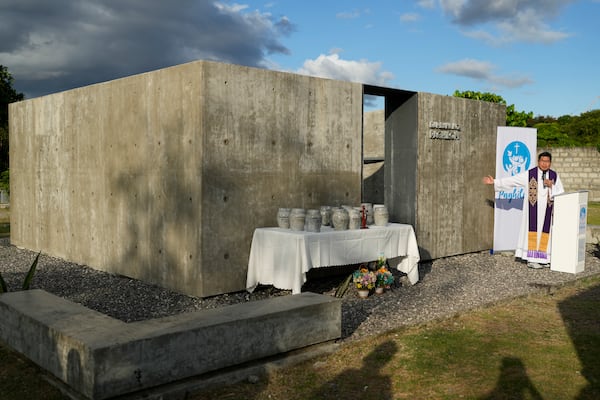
[503,141,531,175]
[499,141,531,200]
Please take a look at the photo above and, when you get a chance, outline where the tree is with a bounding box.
[535,122,571,147]
[451,89,600,149]
[1,65,25,173]
[533,109,600,150]
[452,90,533,127]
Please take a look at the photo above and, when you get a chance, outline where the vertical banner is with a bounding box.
[493,127,537,251]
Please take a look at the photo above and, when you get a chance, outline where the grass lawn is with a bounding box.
[2,275,599,399]
[0,207,8,224]
[588,201,600,225]
[190,276,600,400]
[0,207,8,238]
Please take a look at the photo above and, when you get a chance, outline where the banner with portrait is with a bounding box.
[493,127,537,251]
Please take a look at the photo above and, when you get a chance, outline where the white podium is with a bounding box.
[551,191,588,274]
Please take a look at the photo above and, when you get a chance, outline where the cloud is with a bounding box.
[0,0,294,98]
[400,13,421,23]
[417,0,437,9]
[439,0,574,44]
[336,9,361,19]
[495,9,571,43]
[336,8,371,19]
[296,52,394,86]
[437,58,533,88]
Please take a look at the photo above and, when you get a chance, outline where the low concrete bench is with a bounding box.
[0,289,341,399]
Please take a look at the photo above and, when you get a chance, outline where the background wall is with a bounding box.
[538,147,599,202]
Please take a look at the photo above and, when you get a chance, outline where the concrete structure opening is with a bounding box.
[362,94,385,204]
[362,85,417,207]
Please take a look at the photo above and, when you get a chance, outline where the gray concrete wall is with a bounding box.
[9,60,363,297]
[385,95,419,228]
[539,147,600,202]
[384,93,506,260]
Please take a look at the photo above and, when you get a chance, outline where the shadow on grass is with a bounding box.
[312,340,397,399]
[558,265,600,399]
[479,357,543,399]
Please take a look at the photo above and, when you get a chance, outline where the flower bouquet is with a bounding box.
[375,266,394,292]
[374,253,393,293]
[352,266,376,297]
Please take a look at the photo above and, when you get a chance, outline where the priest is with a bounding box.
[483,151,565,268]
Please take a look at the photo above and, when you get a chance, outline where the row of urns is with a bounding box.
[276,204,389,233]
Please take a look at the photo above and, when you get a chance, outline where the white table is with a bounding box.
[246,223,420,294]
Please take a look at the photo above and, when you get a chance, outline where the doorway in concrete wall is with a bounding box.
[361,85,417,208]
[362,94,385,205]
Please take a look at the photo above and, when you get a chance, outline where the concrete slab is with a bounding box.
[0,290,341,400]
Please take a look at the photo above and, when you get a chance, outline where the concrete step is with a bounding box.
[0,289,341,400]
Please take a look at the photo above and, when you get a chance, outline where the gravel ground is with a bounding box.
[1,237,599,343]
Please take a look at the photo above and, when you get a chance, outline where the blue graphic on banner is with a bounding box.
[499,141,531,200]
[498,188,525,200]
[580,206,587,234]
[502,141,531,175]
[579,206,587,262]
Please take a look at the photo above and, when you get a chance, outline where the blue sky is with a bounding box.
[2,0,599,117]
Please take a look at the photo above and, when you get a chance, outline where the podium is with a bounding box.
[551,191,588,274]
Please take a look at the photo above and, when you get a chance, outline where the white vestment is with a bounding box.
[494,168,564,263]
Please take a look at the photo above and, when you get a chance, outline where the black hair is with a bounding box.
[538,151,552,161]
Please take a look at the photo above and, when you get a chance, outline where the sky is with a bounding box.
[1,0,599,117]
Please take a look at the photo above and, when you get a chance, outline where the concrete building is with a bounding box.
[9,60,505,297]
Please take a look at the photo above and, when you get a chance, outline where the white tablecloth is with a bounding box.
[246,223,421,294]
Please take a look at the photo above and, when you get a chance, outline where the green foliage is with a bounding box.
[1,65,25,174]
[566,109,600,146]
[531,109,600,148]
[0,252,40,294]
[452,90,506,103]
[0,126,8,176]
[22,252,41,290]
[0,169,8,194]
[335,273,352,298]
[452,90,533,127]
[454,89,600,149]
[506,103,534,127]
[535,122,572,147]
